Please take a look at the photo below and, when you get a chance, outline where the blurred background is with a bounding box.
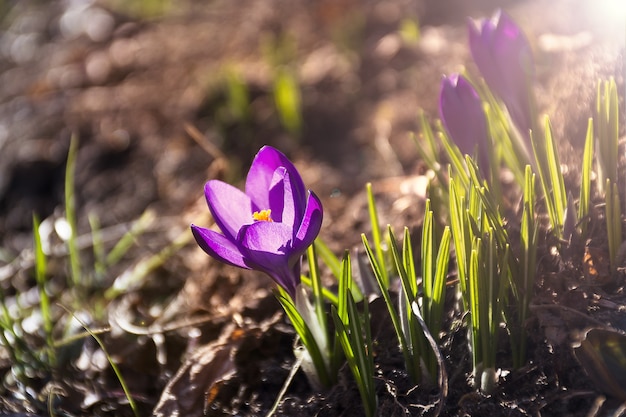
[0,0,623,253]
[0,0,626,254]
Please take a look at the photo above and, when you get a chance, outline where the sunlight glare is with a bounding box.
[594,0,626,22]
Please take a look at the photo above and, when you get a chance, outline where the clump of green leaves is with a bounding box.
[531,116,567,239]
[331,252,377,417]
[596,78,622,273]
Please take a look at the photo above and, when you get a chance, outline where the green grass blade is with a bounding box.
[402,226,418,299]
[449,178,469,309]
[362,235,405,350]
[105,210,155,267]
[520,166,537,320]
[579,118,594,234]
[468,238,482,375]
[422,202,434,303]
[61,305,140,417]
[314,238,341,280]
[64,134,81,287]
[330,251,350,378]
[300,276,339,306]
[366,183,388,289]
[431,226,451,335]
[362,234,417,380]
[332,251,376,413]
[388,226,423,378]
[414,111,447,188]
[606,180,623,273]
[410,301,448,416]
[307,244,328,341]
[105,230,190,300]
[89,213,106,282]
[331,300,377,417]
[33,215,55,366]
[337,250,351,323]
[595,78,619,194]
[437,129,469,189]
[544,117,567,237]
[346,294,374,399]
[531,126,557,237]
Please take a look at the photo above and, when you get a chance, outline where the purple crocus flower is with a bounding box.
[191,146,323,299]
[468,10,534,141]
[439,73,489,174]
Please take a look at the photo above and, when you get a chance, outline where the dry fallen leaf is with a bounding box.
[152,323,244,417]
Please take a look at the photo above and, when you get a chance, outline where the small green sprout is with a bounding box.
[273,68,302,136]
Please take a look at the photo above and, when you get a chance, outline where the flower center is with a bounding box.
[252,209,273,222]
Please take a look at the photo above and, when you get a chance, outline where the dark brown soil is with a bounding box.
[0,0,625,416]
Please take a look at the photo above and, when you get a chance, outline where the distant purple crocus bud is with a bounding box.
[468,10,535,142]
[191,146,323,299]
[439,73,489,174]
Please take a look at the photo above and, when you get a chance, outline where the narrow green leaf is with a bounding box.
[438,129,469,189]
[422,203,434,302]
[544,117,567,236]
[276,288,331,387]
[402,226,418,300]
[314,238,341,280]
[61,305,140,417]
[449,178,468,308]
[331,300,377,417]
[300,276,339,306]
[468,238,482,373]
[579,118,594,233]
[307,244,328,348]
[411,301,449,416]
[89,213,106,281]
[388,226,424,382]
[337,250,352,323]
[366,183,388,288]
[595,78,619,194]
[33,215,55,366]
[362,234,416,379]
[431,226,451,334]
[531,124,557,237]
[606,180,623,273]
[64,134,81,287]
[106,210,155,267]
[330,251,377,416]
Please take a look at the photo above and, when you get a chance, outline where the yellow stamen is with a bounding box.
[252,209,273,222]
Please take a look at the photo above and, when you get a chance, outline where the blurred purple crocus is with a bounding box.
[191,145,323,299]
[439,73,489,174]
[468,10,535,141]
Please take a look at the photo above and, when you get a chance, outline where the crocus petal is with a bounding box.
[267,167,286,223]
[245,146,306,211]
[292,191,323,255]
[439,74,487,156]
[439,74,489,173]
[239,221,299,295]
[191,225,250,269]
[204,180,253,241]
[268,166,301,227]
[468,10,534,139]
